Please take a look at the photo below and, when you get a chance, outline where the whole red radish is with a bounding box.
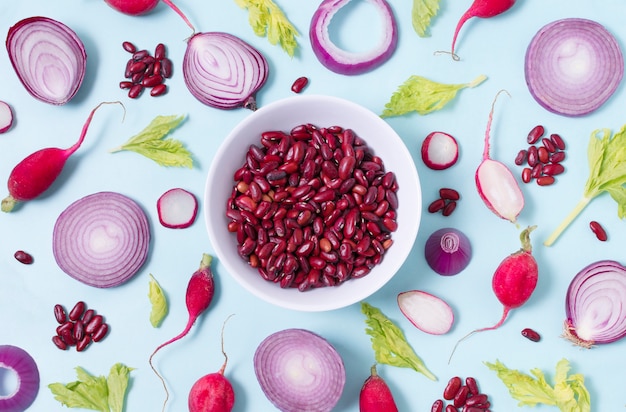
[450,226,538,361]
[188,316,235,412]
[104,0,159,15]
[150,253,216,410]
[1,101,121,213]
[450,0,516,59]
[359,364,398,412]
[475,90,524,224]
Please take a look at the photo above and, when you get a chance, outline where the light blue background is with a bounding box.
[1,0,626,410]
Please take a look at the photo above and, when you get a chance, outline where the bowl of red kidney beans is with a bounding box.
[205,95,421,311]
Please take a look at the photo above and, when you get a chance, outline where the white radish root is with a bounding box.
[397,290,454,335]
[0,101,14,133]
[475,90,524,223]
[157,188,198,229]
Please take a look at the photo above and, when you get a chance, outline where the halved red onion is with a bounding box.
[52,191,150,288]
[309,0,398,75]
[6,16,87,105]
[0,345,40,412]
[254,329,345,412]
[183,32,269,110]
[525,18,623,117]
[564,260,626,347]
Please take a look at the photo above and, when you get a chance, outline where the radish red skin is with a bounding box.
[104,0,159,15]
[450,0,516,59]
[359,364,398,412]
[188,373,235,412]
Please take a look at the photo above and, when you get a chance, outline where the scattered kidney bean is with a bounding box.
[517,125,567,185]
[431,399,444,412]
[120,41,171,98]
[521,327,541,342]
[52,302,109,351]
[226,124,398,291]
[433,375,492,412]
[589,220,608,241]
[14,250,34,264]
[428,188,460,216]
[442,201,457,217]
[291,76,309,93]
[443,376,462,400]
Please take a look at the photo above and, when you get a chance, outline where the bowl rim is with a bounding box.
[204,94,421,311]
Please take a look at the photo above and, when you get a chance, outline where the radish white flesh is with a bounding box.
[157,188,198,229]
[475,91,524,223]
[421,131,458,170]
[398,290,454,335]
[0,101,13,133]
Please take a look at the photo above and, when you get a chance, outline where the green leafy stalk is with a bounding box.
[109,115,193,168]
[148,274,168,328]
[412,0,441,37]
[545,125,626,246]
[234,0,299,57]
[49,363,134,412]
[361,302,437,381]
[486,358,591,412]
[381,74,487,118]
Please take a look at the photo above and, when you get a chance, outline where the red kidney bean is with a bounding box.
[431,400,444,412]
[550,133,566,150]
[150,83,167,97]
[537,146,549,163]
[155,43,166,60]
[531,163,543,179]
[76,335,92,352]
[442,201,457,216]
[92,323,109,342]
[121,41,170,98]
[73,320,85,341]
[85,315,104,335]
[464,408,487,412]
[536,176,555,186]
[465,394,489,407]
[56,321,74,336]
[291,76,309,93]
[52,336,68,350]
[465,377,479,395]
[428,198,445,213]
[542,137,556,152]
[69,301,86,321]
[443,376,462,400]
[549,151,565,163]
[54,304,67,324]
[589,220,608,241]
[527,146,538,167]
[521,167,532,183]
[514,149,527,165]
[439,188,460,200]
[122,41,137,53]
[521,327,541,342]
[453,385,470,407]
[527,125,545,144]
[14,250,34,264]
[445,405,458,412]
[543,163,564,176]
[128,84,144,98]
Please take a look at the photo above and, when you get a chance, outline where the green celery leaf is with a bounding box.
[107,363,134,412]
[110,115,193,168]
[486,358,591,412]
[235,0,299,57]
[148,274,168,327]
[381,74,486,117]
[412,0,441,37]
[361,302,436,380]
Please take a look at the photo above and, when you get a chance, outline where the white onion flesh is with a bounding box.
[52,191,150,288]
[525,18,623,117]
[0,345,40,412]
[254,329,345,412]
[183,32,269,110]
[6,16,87,105]
[564,260,626,347]
[309,0,398,75]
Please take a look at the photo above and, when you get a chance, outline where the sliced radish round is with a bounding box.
[421,131,458,170]
[398,290,454,335]
[157,188,198,229]
[0,101,14,134]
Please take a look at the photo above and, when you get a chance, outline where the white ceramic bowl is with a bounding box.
[205,95,421,311]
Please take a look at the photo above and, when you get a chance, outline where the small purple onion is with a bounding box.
[0,345,40,412]
[424,228,471,276]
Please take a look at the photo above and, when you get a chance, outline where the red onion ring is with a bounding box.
[254,329,345,412]
[183,32,269,110]
[564,260,626,347]
[0,345,40,412]
[525,18,623,117]
[309,0,398,75]
[52,191,150,288]
[6,16,87,105]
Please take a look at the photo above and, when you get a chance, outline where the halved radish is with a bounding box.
[397,290,454,335]
[0,101,14,133]
[421,131,458,170]
[157,188,198,229]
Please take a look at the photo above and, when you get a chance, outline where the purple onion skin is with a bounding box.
[309,0,398,75]
[425,228,472,276]
[0,345,40,412]
[6,16,87,105]
[565,260,626,346]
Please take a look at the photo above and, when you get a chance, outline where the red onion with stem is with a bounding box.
[425,228,472,276]
[6,16,86,105]
[160,0,269,110]
[564,260,626,348]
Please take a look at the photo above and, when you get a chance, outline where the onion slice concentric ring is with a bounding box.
[0,345,40,412]
[254,328,346,412]
[525,18,624,117]
[6,16,87,105]
[52,191,150,288]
